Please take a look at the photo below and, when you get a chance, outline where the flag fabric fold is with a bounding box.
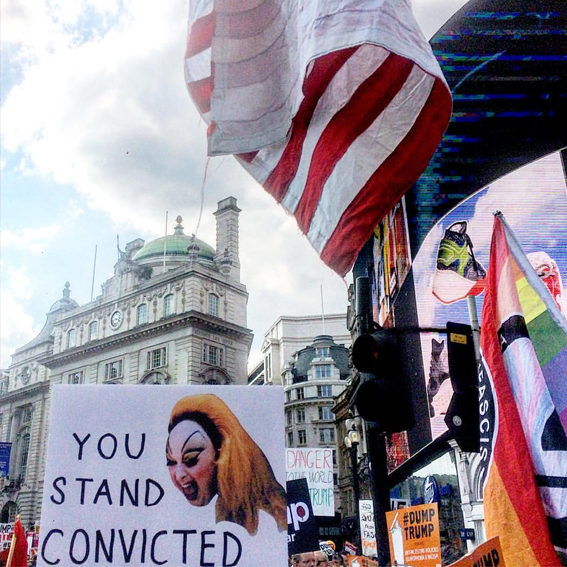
[480,213,567,567]
[185,0,452,276]
[10,518,28,567]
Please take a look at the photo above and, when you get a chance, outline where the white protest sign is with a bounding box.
[0,523,14,551]
[286,448,335,516]
[38,385,287,567]
[359,500,377,557]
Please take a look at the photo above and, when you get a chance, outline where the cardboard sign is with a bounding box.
[447,537,506,567]
[346,555,378,567]
[386,503,441,567]
[286,448,335,516]
[359,500,377,557]
[38,386,287,567]
[286,478,318,555]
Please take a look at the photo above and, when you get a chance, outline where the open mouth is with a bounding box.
[181,482,198,501]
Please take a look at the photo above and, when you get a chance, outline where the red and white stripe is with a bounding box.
[185,0,452,276]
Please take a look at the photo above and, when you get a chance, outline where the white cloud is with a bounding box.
[1,0,461,370]
[2,225,62,254]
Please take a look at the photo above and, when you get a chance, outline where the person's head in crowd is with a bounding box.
[315,550,330,566]
[331,553,345,566]
[293,551,316,567]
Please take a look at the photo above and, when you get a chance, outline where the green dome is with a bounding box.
[133,216,215,264]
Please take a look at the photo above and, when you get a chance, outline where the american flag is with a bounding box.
[185,0,452,276]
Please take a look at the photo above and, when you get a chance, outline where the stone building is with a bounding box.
[0,197,252,530]
[248,314,350,386]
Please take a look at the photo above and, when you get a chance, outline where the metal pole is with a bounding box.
[466,295,481,366]
[350,444,362,554]
[367,422,391,566]
[90,244,98,302]
[163,211,169,272]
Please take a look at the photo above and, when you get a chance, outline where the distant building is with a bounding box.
[248,314,350,386]
[0,197,252,529]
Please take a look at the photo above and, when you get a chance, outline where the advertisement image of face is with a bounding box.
[166,419,218,507]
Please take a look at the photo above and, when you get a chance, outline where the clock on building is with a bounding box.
[110,310,123,329]
[21,366,31,385]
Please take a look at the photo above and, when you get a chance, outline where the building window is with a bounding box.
[208,294,219,317]
[164,294,174,317]
[285,390,291,403]
[105,359,123,381]
[296,387,305,400]
[316,347,330,358]
[67,329,76,349]
[317,385,333,397]
[297,408,306,423]
[332,449,337,467]
[137,304,148,325]
[19,429,30,481]
[319,427,335,444]
[315,364,332,379]
[68,371,83,385]
[147,347,167,370]
[319,406,333,421]
[21,406,32,425]
[286,411,292,426]
[88,321,98,341]
[203,344,223,367]
[288,431,294,446]
[265,353,272,382]
[298,430,307,445]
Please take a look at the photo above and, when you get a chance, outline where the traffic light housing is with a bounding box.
[444,322,480,452]
[352,328,415,434]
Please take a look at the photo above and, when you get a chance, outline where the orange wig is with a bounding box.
[168,394,287,535]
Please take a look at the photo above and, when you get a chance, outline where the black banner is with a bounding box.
[287,478,319,556]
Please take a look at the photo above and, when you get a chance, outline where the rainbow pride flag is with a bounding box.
[479,213,567,566]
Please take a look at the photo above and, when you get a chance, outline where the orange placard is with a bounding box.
[446,537,506,567]
[386,503,441,567]
[346,555,378,567]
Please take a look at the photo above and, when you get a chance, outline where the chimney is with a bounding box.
[214,197,241,281]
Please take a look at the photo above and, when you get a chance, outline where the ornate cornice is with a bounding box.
[40,311,252,369]
[0,380,49,404]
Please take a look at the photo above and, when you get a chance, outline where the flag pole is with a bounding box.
[466,295,481,366]
[163,211,169,272]
[6,514,19,567]
[320,285,326,334]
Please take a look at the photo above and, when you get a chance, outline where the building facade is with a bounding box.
[0,197,252,530]
[248,314,350,386]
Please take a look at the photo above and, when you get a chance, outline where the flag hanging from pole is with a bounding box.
[185,0,452,276]
[8,517,28,567]
[479,213,567,566]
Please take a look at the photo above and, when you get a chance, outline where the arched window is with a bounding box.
[164,294,174,317]
[67,328,76,348]
[137,304,148,325]
[88,320,98,341]
[19,428,30,481]
[0,502,17,523]
[208,294,219,317]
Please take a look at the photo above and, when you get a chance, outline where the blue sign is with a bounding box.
[459,528,475,542]
[423,475,439,504]
[0,443,12,476]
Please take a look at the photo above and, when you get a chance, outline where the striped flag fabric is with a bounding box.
[479,213,567,566]
[185,0,452,276]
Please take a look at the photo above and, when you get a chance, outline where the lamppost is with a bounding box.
[344,418,362,554]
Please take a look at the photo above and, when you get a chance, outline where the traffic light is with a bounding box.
[444,322,480,452]
[352,328,415,434]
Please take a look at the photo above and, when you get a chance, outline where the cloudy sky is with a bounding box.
[0,0,468,369]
